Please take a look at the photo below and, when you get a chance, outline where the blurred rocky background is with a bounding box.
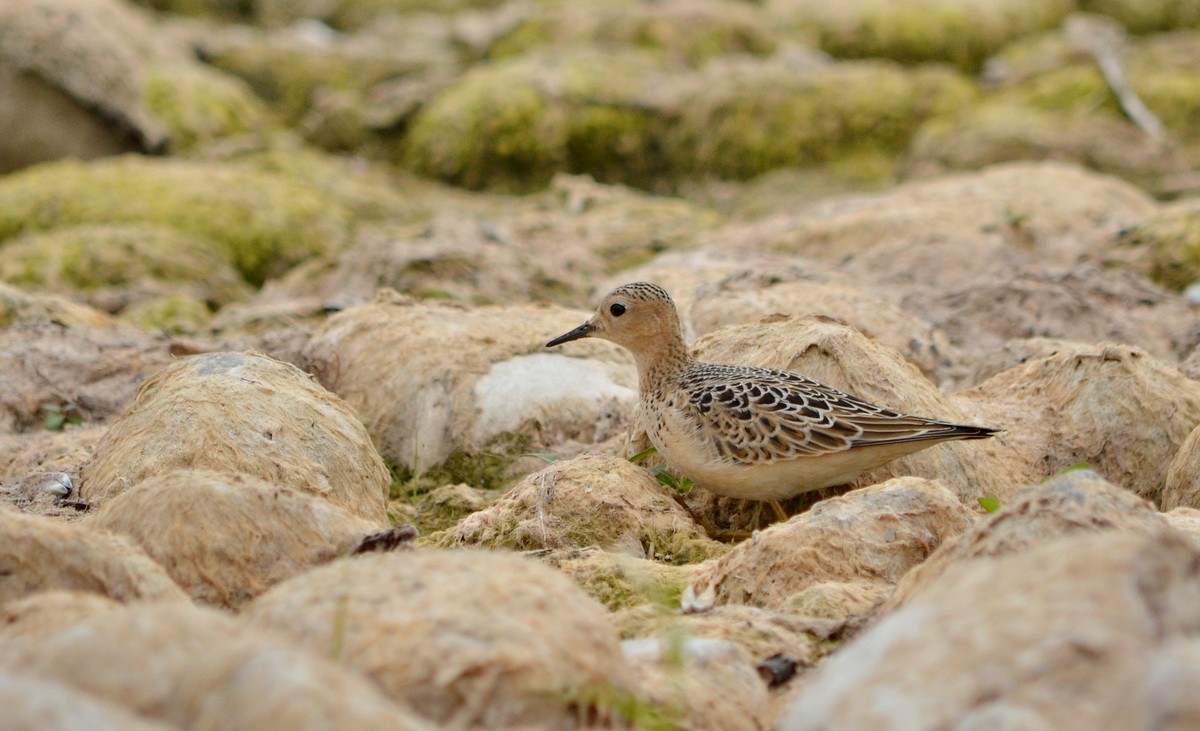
[3,0,1200,729]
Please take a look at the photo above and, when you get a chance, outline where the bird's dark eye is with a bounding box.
[609,303,627,317]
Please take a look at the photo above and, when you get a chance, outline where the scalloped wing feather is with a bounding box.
[678,364,991,464]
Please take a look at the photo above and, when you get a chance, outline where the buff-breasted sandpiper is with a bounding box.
[547,282,996,515]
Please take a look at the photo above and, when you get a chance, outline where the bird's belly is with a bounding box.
[648,413,909,501]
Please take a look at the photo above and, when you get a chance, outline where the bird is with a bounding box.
[546,282,997,519]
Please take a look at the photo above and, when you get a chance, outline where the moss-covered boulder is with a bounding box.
[252,0,505,30]
[233,144,430,223]
[434,454,724,564]
[0,0,271,173]
[767,0,1073,72]
[120,294,215,334]
[1115,197,1200,290]
[903,101,1191,195]
[488,0,778,66]
[664,57,977,181]
[0,156,351,285]
[538,548,695,612]
[1080,0,1200,34]
[0,224,251,316]
[403,48,667,192]
[988,29,1200,145]
[198,22,451,129]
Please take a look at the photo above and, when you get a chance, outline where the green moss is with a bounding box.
[541,550,693,612]
[1079,0,1200,34]
[403,64,564,191]
[204,39,425,124]
[1008,65,1118,113]
[777,0,1073,72]
[0,156,351,286]
[668,60,977,180]
[488,18,556,59]
[131,0,253,21]
[488,1,777,67]
[1116,201,1200,291]
[1131,69,1200,142]
[392,432,532,497]
[402,49,663,192]
[144,64,274,152]
[120,293,213,334]
[994,32,1200,143]
[0,224,251,307]
[234,145,429,222]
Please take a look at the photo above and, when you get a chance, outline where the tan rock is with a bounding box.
[884,469,1165,612]
[0,506,187,605]
[913,265,1199,386]
[689,315,1023,501]
[0,673,180,731]
[87,470,396,609]
[0,602,430,731]
[962,336,1093,388]
[689,477,973,610]
[0,425,104,521]
[0,311,173,434]
[781,529,1200,730]
[79,351,389,523]
[615,603,826,669]
[243,550,636,729]
[0,281,117,329]
[0,0,267,171]
[0,590,119,640]
[903,101,1191,196]
[0,0,165,170]
[436,454,721,563]
[1163,507,1200,547]
[623,636,770,731]
[687,279,955,383]
[702,162,1155,292]
[304,291,637,475]
[956,344,1200,504]
[1142,639,1200,729]
[780,580,892,622]
[1164,423,1200,510]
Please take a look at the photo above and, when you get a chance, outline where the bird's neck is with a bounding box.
[634,331,693,394]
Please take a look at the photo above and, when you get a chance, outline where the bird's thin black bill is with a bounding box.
[546,322,593,347]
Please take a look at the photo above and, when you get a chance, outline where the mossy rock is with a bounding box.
[1116,198,1200,290]
[144,63,274,153]
[904,100,1190,193]
[0,282,116,329]
[0,224,251,310]
[202,33,434,124]
[544,174,724,272]
[234,145,430,222]
[488,0,778,66]
[768,0,1074,72]
[666,58,978,180]
[402,48,666,192]
[432,454,725,565]
[1080,0,1200,34]
[132,0,253,22]
[408,483,493,534]
[253,0,504,30]
[0,156,351,285]
[120,293,214,334]
[0,0,272,166]
[538,549,696,612]
[993,30,1200,143]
